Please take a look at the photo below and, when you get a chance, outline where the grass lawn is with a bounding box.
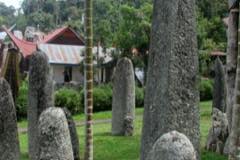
[19,101,227,160]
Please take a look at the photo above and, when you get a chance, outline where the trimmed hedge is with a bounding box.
[136,87,144,107]
[15,78,214,118]
[16,82,145,118]
[55,88,83,114]
[91,84,112,112]
[200,78,213,101]
[16,80,28,119]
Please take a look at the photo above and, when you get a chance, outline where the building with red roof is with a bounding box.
[3,26,37,58]
[1,26,114,84]
[42,26,85,45]
[3,26,85,58]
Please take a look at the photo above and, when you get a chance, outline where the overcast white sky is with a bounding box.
[0,0,22,9]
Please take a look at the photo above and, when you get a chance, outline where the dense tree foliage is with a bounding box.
[0,2,16,26]
[197,0,228,53]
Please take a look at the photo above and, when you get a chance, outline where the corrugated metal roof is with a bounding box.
[38,44,115,65]
[38,44,85,65]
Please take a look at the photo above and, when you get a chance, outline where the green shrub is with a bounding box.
[55,88,83,114]
[136,86,144,107]
[81,84,144,112]
[81,84,113,112]
[200,78,213,101]
[16,83,145,118]
[16,80,28,119]
[93,86,112,112]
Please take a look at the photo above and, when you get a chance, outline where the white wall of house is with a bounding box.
[52,65,65,83]
[51,64,83,84]
[72,67,83,82]
[94,68,109,83]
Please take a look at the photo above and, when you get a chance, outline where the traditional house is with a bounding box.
[2,26,115,84]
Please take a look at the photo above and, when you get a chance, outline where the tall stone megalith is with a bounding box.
[37,107,74,160]
[140,0,200,159]
[28,51,54,160]
[112,57,135,136]
[146,131,196,160]
[0,78,20,160]
[212,57,226,112]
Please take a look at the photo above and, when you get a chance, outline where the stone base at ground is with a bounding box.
[63,108,80,160]
[146,131,196,160]
[205,108,228,154]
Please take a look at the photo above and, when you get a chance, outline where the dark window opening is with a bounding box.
[64,66,72,82]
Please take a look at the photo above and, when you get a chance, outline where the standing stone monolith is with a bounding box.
[63,108,80,160]
[146,131,196,160]
[224,1,239,155]
[140,0,200,159]
[37,107,74,160]
[112,57,135,136]
[226,0,238,134]
[212,57,226,112]
[0,78,20,160]
[28,51,54,160]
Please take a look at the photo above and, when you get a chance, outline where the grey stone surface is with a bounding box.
[0,78,20,160]
[123,116,134,136]
[28,51,54,160]
[223,136,230,155]
[146,131,196,160]
[226,0,238,134]
[63,108,80,160]
[112,57,135,136]
[37,107,74,160]
[140,0,200,159]
[212,57,226,112]
[205,108,228,154]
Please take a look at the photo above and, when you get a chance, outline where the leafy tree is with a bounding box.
[116,3,152,55]
[27,11,55,32]
[15,14,28,31]
[0,16,5,26]
[0,2,16,26]
[92,0,119,47]
[0,2,15,16]
[197,0,228,19]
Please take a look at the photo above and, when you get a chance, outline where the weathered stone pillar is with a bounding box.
[63,108,80,160]
[140,0,200,159]
[226,4,239,134]
[112,57,135,136]
[146,131,196,160]
[28,51,54,160]
[0,78,20,160]
[1,48,20,103]
[212,57,226,112]
[37,107,74,160]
